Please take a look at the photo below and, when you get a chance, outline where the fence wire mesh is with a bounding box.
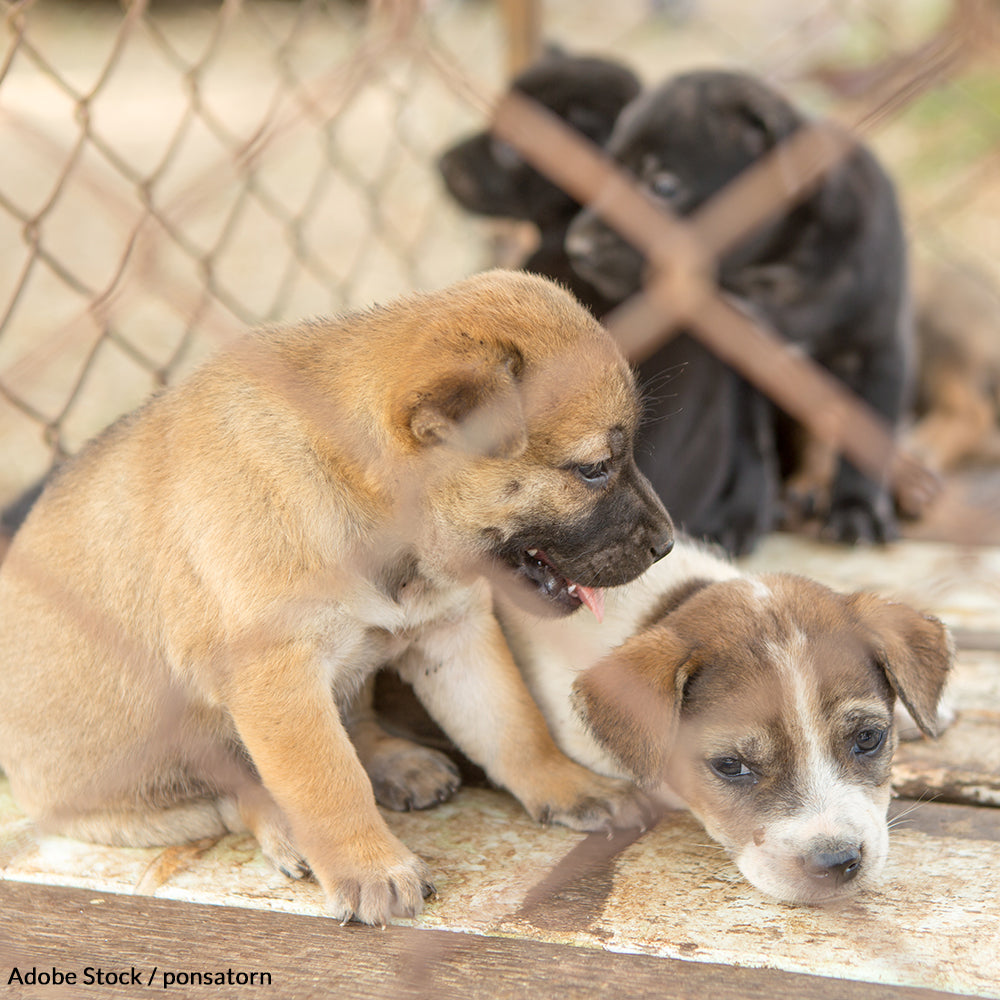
[1,0,999,518]
[0,0,999,971]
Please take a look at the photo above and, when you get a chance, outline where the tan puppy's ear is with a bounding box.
[408,345,527,459]
[848,593,955,738]
[572,625,694,786]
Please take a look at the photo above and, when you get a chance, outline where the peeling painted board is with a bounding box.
[894,710,1000,806]
[502,812,1000,1000]
[888,799,1000,841]
[0,882,974,1000]
[3,784,999,997]
[953,629,1000,652]
[740,537,1000,634]
[891,650,1000,806]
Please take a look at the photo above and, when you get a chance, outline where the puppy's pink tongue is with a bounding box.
[575,584,605,623]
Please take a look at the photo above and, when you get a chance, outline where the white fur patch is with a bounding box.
[736,629,891,902]
[746,577,772,604]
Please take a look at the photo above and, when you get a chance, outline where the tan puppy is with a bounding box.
[0,270,673,925]
[500,535,952,904]
[904,259,1000,506]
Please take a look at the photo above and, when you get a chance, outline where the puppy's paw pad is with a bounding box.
[367,744,462,812]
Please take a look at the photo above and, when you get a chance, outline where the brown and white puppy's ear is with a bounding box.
[847,592,955,738]
[572,624,695,787]
[405,343,527,459]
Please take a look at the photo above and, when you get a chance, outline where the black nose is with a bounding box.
[803,847,862,885]
[650,533,674,562]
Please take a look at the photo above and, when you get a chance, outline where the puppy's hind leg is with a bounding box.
[345,676,462,812]
[50,798,235,849]
[43,753,314,882]
[218,781,313,881]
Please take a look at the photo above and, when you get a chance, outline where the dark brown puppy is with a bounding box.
[0,270,672,926]
[567,69,912,544]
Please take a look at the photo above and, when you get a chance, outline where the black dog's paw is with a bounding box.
[708,519,767,558]
[780,481,827,528]
[822,500,899,545]
[365,740,462,812]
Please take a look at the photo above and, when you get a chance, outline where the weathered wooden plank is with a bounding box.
[4,783,998,997]
[952,628,1000,652]
[894,710,1000,806]
[0,881,973,1000]
[892,648,1000,806]
[889,799,1000,842]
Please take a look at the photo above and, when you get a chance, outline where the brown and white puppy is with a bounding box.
[499,536,952,903]
[0,270,673,926]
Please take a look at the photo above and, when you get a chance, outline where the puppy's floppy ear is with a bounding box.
[847,592,954,738]
[407,343,527,459]
[572,624,695,786]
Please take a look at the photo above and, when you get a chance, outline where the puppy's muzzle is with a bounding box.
[650,532,673,562]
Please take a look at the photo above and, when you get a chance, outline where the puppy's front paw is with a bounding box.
[781,481,826,528]
[229,794,313,880]
[526,768,654,834]
[321,841,435,926]
[823,499,898,545]
[364,739,462,812]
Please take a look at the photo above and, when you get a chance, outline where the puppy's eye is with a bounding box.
[648,171,682,203]
[709,756,757,785]
[853,727,887,757]
[574,461,610,487]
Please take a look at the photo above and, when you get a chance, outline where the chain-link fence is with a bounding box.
[2,0,999,522]
[0,0,507,502]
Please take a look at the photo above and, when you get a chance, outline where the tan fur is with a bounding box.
[906,259,1000,497]
[0,270,672,925]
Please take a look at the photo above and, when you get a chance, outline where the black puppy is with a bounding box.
[439,54,777,555]
[566,69,912,544]
[438,48,639,317]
